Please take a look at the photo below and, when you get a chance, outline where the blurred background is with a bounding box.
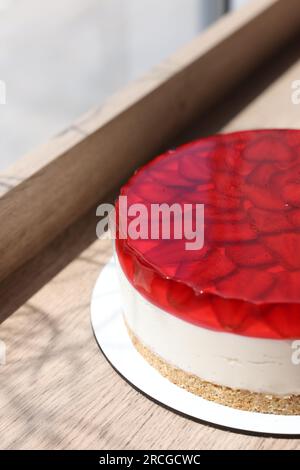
[0,0,250,170]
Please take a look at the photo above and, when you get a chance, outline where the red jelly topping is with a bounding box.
[116,130,300,339]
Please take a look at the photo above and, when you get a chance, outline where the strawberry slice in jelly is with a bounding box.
[263,233,300,270]
[210,221,257,243]
[269,271,300,303]
[243,183,284,211]
[145,239,208,266]
[214,171,243,199]
[264,304,300,339]
[216,269,275,302]
[184,189,241,211]
[247,207,292,233]
[281,183,300,207]
[225,243,274,267]
[134,178,181,203]
[179,153,212,182]
[116,129,300,339]
[167,281,194,308]
[212,143,254,176]
[176,249,235,288]
[205,206,245,223]
[246,162,274,186]
[150,157,193,188]
[211,297,254,333]
[244,136,293,163]
[287,209,300,228]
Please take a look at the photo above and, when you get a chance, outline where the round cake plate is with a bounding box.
[91,257,300,437]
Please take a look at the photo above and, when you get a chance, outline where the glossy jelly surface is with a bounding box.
[116,130,300,339]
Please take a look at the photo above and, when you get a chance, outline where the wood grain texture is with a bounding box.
[1,0,300,283]
[1,27,300,448]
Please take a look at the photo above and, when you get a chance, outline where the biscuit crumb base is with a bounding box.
[126,321,300,415]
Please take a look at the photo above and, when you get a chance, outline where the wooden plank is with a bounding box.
[1,23,300,448]
[1,0,300,282]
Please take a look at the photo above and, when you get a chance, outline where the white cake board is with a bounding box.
[91,257,300,436]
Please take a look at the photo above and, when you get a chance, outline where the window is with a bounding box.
[0,0,251,170]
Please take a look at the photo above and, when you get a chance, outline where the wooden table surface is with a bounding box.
[2,31,300,450]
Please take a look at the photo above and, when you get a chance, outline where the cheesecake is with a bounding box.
[115,129,300,415]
